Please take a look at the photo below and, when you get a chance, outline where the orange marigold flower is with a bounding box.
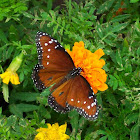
[66,41,108,94]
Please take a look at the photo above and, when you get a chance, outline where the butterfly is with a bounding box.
[32,31,99,120]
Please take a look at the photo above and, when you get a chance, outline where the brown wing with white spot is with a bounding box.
[49,74,99,120]
[67,75,99,120]
[32,31,75,90]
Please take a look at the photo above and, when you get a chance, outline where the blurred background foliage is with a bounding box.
[0,0,140,139]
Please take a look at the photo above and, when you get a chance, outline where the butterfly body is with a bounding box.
[32,31,99,120]
[65,67,82,80]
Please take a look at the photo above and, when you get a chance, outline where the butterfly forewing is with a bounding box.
[36,32,74,71]
[32,31,75,90]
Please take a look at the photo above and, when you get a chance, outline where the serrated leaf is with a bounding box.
[9,104,23,118]
[125,113,138,125]
[130,124,139,140]
[111,22,129,33]
[96,130,107,135]
[7,115,17,127]
[116,50,123,67]
[76,133,81,140]
[10,103,39,116]
[11,92,39,102]
[111,14,130,23]
[97,0,115,14]
[7,46,14,59]
[96,22,103,38]
[19,118,27,127]
[106,92,118,105]
[108,75,117,88]
[23,12,34,18]
[0,29,8,43]
[104,38,114,46]
[17,103,39,112]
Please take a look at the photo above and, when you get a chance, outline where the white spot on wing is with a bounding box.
[45,43,48,46]
[71,99,74,101]
[87,106,90,109]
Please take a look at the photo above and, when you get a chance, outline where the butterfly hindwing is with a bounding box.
[67,75,99,120]
[49,74,99,120]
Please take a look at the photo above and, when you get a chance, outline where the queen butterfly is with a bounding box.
[32,31,99,120]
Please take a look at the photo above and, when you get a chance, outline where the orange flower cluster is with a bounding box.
[66,41,108,94]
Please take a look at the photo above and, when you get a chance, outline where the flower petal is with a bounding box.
[94,49,105,59]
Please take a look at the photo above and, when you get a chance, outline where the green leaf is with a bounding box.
[130,0,140,3]
[15,104,39,112]
[46,0,53,12]
[19,118,27,127]
[2,83,9,103]
[130,124,139,140]
[19,71,24,82]
[69,110,79,137]
[76,133,81,140]
[96,22,103,38]
[123,38,129,48]
[97,0,115,14]
[9,103,39,117]
[108,75,118,90]
[11,92,39,102]
[7,115,17,127]
[111,14,130,23]
[0,29,8,43]
[116,50,123,67]
[111,22,129,33]
[106,92,118,106]
[99,136,108,140]
[9,104,23,118]
[23,12,34,18]
[137,47,140,56]
[125,113,139,125]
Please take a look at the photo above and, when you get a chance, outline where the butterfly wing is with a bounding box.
[48,79,73,113]
[48,74,99,120]
[32,31,75,90]
[67,75,99,120]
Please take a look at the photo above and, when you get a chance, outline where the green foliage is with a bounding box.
[0,0,140,139]
[0,0,28,22]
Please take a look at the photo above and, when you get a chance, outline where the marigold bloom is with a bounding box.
[34,123,70,140]
[0,52,23,85]
[66,41,108,94]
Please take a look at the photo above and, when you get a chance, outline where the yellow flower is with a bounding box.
[34,123,70,140]
[66,41,108,94]
[0,52,23,85]
[0,70,20,85]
